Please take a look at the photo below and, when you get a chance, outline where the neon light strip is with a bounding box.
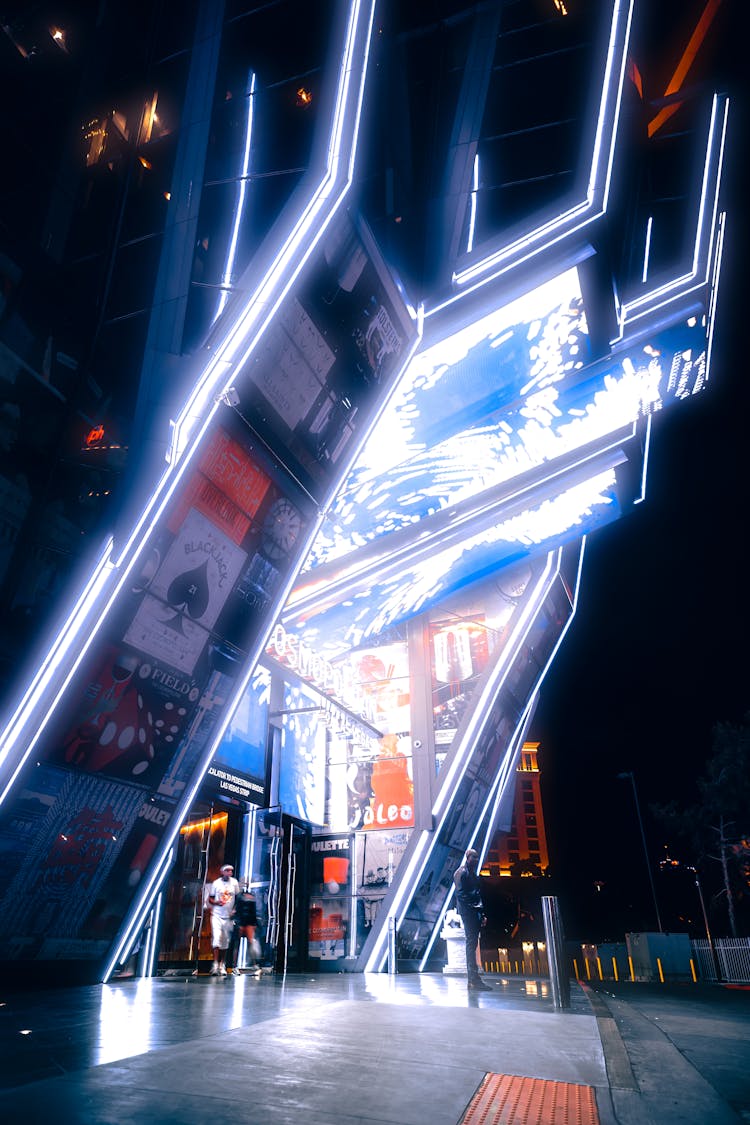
[373,539,587,974]
[215,71,257,322]
[634,413,652,505]
[0,538,115,794]
[146,892,164,977]
[417,541,585,974]
[103,845,175,982]
[416,719,524,975]
[616,94,728,335]
[0,1,376,809]
[416,705,534,974]
[439,0,632,300]
[467,153,479,253]
[704,209,726,383]
[642,215,653,283]
[363,550,561,972]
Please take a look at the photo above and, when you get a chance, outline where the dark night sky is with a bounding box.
[530,54,749,937]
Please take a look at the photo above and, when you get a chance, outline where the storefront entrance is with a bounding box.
[156,801,243,973]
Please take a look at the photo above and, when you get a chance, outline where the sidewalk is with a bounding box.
[0,971,747,1123]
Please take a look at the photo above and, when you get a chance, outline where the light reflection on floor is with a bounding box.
[97,979,155,1064]
[1,972,576,1088]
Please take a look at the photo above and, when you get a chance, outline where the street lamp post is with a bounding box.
[617,771,663,933]
[687,864,722,980]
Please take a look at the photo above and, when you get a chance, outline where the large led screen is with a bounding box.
[278,681,328,825]
[287,467,620,654]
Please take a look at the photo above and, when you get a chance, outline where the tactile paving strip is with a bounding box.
[460,1073,600,1125]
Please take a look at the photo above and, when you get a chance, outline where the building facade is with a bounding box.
[0,0,730,983]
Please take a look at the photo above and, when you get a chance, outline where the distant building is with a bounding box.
[483,744,549,878]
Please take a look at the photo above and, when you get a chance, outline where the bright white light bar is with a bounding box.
[616,94,729,338]
[215,71,257,322]
[0,537,115,795]
[633,413,652,505]
[440,0,632,302]
[642,215,653,284]
[467,153,479,253]
[102,845,174,983]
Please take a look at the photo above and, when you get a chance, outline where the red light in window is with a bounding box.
[85,425,105,446]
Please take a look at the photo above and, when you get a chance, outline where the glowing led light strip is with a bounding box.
[466,153,479,253]
[103,846,175,983]
[215,71,257,322]
[440,0,632,300]
[416,705,533,974]
[0,538,115,796]
[368,538,587,974]
[0,1,376,809]
[146,892,163,977]
[633,413,652,505]
[415,541,586,974]
[704,209,726,383]
[616,93,728,336]
[363,550,561,973]
[642,215,653,283]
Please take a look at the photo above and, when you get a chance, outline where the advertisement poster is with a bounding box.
[0,765,151,959]
[278,681,328,825]
[46,426,311,801]
[208,664,271,804]
[308,834,352,963]
[354,829,409,950]
[431,614,490,753]
[332,641,415,833]
[231,211,417,503]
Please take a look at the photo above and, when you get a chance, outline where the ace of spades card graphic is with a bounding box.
[124,510,247,674]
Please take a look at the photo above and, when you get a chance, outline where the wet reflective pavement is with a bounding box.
[0,972,747,1123]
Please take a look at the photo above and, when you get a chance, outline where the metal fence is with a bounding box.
[692,938,750,982]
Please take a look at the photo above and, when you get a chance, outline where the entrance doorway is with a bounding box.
[157,801,242,974]
[250,809,310,973]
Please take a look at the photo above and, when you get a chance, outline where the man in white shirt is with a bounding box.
[206,863,240,975]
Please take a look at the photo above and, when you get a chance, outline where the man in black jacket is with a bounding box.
[453,848,492,991]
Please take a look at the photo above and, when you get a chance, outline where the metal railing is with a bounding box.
[692,938,750,982]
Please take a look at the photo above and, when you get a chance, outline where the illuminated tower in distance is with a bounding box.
[483,743,549,878]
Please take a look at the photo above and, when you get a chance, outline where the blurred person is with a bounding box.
[232,881,262,977]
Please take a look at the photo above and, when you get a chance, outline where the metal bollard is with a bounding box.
[541,896,570,1010]
[388,914,398,975]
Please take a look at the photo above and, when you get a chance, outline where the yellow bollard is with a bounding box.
[657,957,664,983]
[596,957,603,981]
[628,955,635,982]
[690,959,697,983]
[573,958,580,980]
[612,956,619,982]
[514,961,519,974]
[585,957,591,980]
